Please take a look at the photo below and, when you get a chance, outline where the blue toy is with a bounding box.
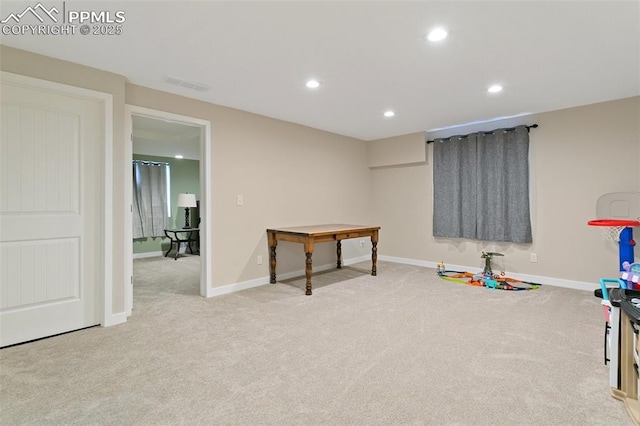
[588,219,640,275]
[485,278,498,289]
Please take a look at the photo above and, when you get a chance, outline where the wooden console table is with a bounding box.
[266,224,380,295]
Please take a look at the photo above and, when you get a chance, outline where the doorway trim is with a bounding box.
[124,105,212,314]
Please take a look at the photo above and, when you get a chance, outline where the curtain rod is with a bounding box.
[132,160,169,166]
[426,124,538,144]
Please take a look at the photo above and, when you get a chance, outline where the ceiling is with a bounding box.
[1,1,639,140]
[132,115,201,160]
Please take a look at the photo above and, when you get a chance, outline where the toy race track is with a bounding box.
[437,270,541,291]
[436,252,541,291]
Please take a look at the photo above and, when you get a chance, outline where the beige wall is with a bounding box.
[3,44,639,299]
[368,131,426,167]
[125,84,374,287]
[1,45,372,309]
[371,96,640,285]
[0,45,128,314]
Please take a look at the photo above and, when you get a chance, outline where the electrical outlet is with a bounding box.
[530,253,538,263]
[237,194,243,206]
[257,255,263,265]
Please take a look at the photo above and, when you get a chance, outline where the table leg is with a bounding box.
[305,239,314,295]
[174,241,179,260]
[187,231,194,254]
[268,232,277,284]
[336,240,342,269]
[164,230,173,258]
[305,252,313,295]
[371,230,378,276]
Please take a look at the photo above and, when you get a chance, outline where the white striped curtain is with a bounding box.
[132,161,169,238]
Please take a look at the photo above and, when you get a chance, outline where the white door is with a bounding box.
[0,74,104,347]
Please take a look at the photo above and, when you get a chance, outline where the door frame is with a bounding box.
[0,71,115,328]
[124,105,212,313]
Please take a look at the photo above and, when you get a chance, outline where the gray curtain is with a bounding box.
[132,161,169,238]
[433,134,478,239]
[433,125,532,243]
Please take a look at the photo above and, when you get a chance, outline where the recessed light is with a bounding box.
[487,84,503,93]
[174,154,184,159]
[306,79,321,89]
[384,110,395,118]
[426,28,448,42]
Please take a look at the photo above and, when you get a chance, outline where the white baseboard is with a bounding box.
[343,255,372,266]
[378,255,598,292]
[133,251,164,259]
[378,255,438,269]
[102,311,127,327]
[206,254,598,298]
[206,255,373,298]
[207,276,269,297]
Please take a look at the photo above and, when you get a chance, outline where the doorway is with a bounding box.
[124,106,212,316]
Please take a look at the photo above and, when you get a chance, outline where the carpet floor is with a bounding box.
[0,256,633,425]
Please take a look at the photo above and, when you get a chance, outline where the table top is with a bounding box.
[267,224,379,237]
[165,228,200,232]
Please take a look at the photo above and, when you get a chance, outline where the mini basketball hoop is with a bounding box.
[588,219,640,242]
[590,193,640,272]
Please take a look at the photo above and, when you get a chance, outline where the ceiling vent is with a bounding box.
[164,75,210,92]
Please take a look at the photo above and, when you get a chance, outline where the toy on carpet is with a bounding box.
[437,251,541,291]
[621,262,640,287]
[588,193,640,373]
[589,192,640,295]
